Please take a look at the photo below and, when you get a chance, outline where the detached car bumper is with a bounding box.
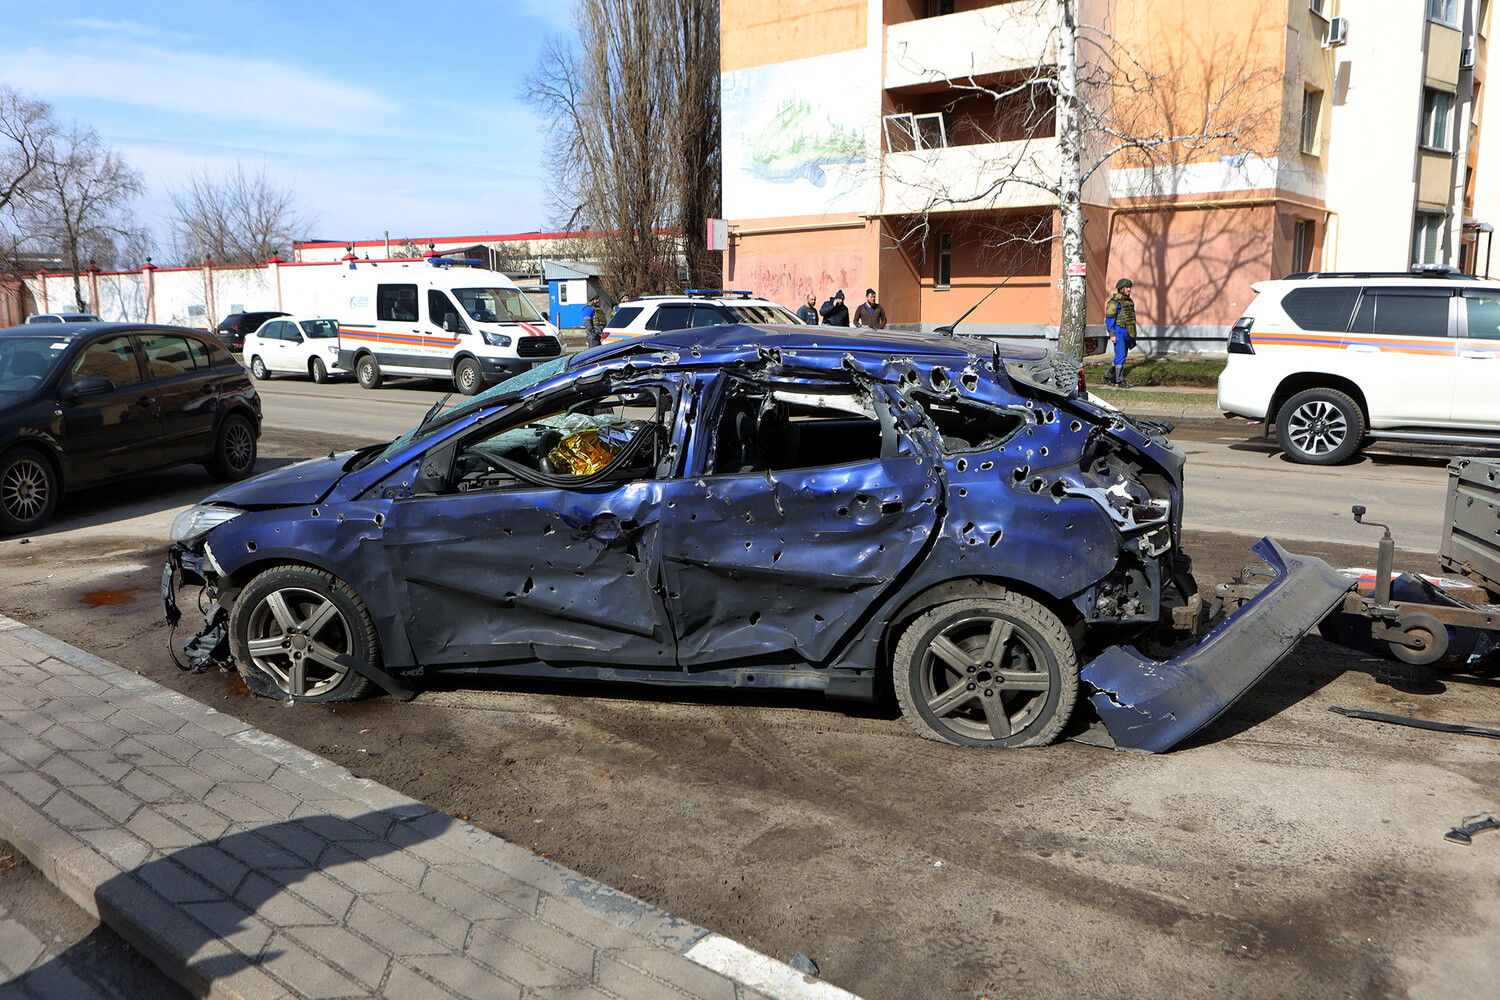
[1082,537,1354,753]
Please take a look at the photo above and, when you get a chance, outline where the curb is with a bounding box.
[0,614,863,1000]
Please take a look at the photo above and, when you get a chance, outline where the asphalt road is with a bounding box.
[2,378,1498,999]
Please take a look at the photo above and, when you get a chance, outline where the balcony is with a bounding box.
[880,138,1060,216]
[885,2,1057,90]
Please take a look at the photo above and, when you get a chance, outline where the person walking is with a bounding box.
[1104,278,1138,387]
[583,295,603,348]
[853,287,887,329]
[819,289,850,327]
[796,292,819,324]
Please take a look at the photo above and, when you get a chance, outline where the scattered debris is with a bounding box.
[788,953,820,976]
[1445,814,1499,845]
[1330,706,1500,741]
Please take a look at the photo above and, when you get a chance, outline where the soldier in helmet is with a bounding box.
[1104,278,1137,387]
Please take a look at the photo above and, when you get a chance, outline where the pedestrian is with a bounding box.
[819,289,850,327]
[853,287,887,329]
[1104,278,1138,387]
[583,295,603,348]
[797,291,819,324]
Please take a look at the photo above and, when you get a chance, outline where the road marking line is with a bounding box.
[684,934,865,1000]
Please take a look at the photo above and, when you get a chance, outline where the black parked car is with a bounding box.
[0,322,262,534]
[215,311,288,353]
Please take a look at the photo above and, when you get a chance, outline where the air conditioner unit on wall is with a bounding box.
[1325,16,1349,47]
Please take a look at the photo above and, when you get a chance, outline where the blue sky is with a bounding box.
[0,1,572,259]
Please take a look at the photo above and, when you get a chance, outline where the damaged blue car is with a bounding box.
[164,326,1352,751]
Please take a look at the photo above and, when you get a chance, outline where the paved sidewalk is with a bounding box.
[0,615,860,1000]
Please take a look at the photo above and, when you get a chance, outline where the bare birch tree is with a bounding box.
[0,86,59,266]
[19,123,145,309]
[884,0,1278,356]
[168,163,315,266]
[523,0,720,297]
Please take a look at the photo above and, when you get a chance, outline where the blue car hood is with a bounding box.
[206,452,352,507]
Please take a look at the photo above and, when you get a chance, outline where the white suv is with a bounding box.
[600,290,803,344]
[1217,267,1500,464]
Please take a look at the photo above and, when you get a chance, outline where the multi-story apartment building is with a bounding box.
[720,0,1493,348]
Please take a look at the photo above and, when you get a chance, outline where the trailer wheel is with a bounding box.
[356,354,383,389]
[455,357,484,395]
[1388,611,1449,666]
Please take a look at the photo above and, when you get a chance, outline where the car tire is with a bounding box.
[455,357,484,395]
[893,595,1078,748]
[205,412,258,481]
[0,447,58,535]
[310,357,330,384]
[229,566,378,702]
[249,356,269,380]
[356,354,382,389]
[1276,388,1366,465]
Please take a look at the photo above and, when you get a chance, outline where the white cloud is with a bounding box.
[61,18,198,45]
[0,44,394,133]
[507,0,579,33]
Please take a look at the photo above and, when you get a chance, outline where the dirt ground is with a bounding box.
[2,429,1497,1000]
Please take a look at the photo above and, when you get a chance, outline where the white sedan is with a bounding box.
[243,316,343,383]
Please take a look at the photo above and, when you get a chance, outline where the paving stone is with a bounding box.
[13,961,116,1000]
[70,749,135,783]
[537,896,657,952]
[528,987,616,1000]
[254,818,334,866]
[236,872,338,929]
[315,847,410,895]
[220,779,302,820]
[421,868,532,921]
[153,799,230,841]
[126,807,200,850]
[134,731,201,765]
[614,948,738,1000]
[367,846,434,888]
[0,736,54,769]
[256,933,364,999]
[434,863,543,914]
[258,870,356,923]
[345,898,449,956]
[181,900,274,957]
[36,722,106,753]
[72,784,143,824]
[383,960,469,1000]
[472,917,598,978]
[38,753,104,790]
[110,737,179,770]
[100,707,163,735]
[203,784,285,825]
[0,916,46,974]
[286,923,393,990]
[40,790,112,832]
[595,953,689,1000]
[365,891,471,948]
[134,859,223,905]
[406,953,524,1000]
[0,769,58,807]
[174,843,251,896]
[74,827,154,871]
[464,921,587,987]
[119,769,176,804]
[299,813,383,846]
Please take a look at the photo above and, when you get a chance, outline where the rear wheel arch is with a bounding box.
[1268,373,1369,429]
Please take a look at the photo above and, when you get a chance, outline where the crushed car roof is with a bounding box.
[579,323,1051,366]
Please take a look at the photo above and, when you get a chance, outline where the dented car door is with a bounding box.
[381,381,682,669]
[660,372,942,667]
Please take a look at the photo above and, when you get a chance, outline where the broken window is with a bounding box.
[913,392,1024,453]
[710,380,887,474]
[451,385,676,491]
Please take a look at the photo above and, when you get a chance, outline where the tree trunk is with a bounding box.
[1055,0,1086,358]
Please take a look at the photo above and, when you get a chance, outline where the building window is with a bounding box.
[937,233,952,289]
[1413,213,1445,265]
[1427,0,1458,25]
[926,0,955,16]
[1292,220,1314,273]
[1422,89,1455,150]
[1309,0,1326,16]
[1301,89,1322,154]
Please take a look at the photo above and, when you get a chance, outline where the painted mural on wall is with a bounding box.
[723,48,877,219]
[729,251,865,310]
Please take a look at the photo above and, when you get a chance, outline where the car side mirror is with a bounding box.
[60,376,114,401]
[443,315,459,333]
[414,441,457,494]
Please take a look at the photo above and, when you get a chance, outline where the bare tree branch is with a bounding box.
[167,163,317,266]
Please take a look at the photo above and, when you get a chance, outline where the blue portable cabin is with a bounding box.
[544,261,608,329]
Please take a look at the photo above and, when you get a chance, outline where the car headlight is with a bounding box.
[325,344,340,356]
[170,505,245,543]
[482,332,512,347]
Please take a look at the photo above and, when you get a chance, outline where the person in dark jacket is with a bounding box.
[820,289,850,326]
[796,292,819,324]
[853,287,887,329]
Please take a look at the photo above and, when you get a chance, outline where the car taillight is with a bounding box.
[1228,317,1254,354]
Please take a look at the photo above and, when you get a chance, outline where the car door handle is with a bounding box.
[136,396,154,409]
[1460,350,1494,359]
[1344,345,1379,353]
